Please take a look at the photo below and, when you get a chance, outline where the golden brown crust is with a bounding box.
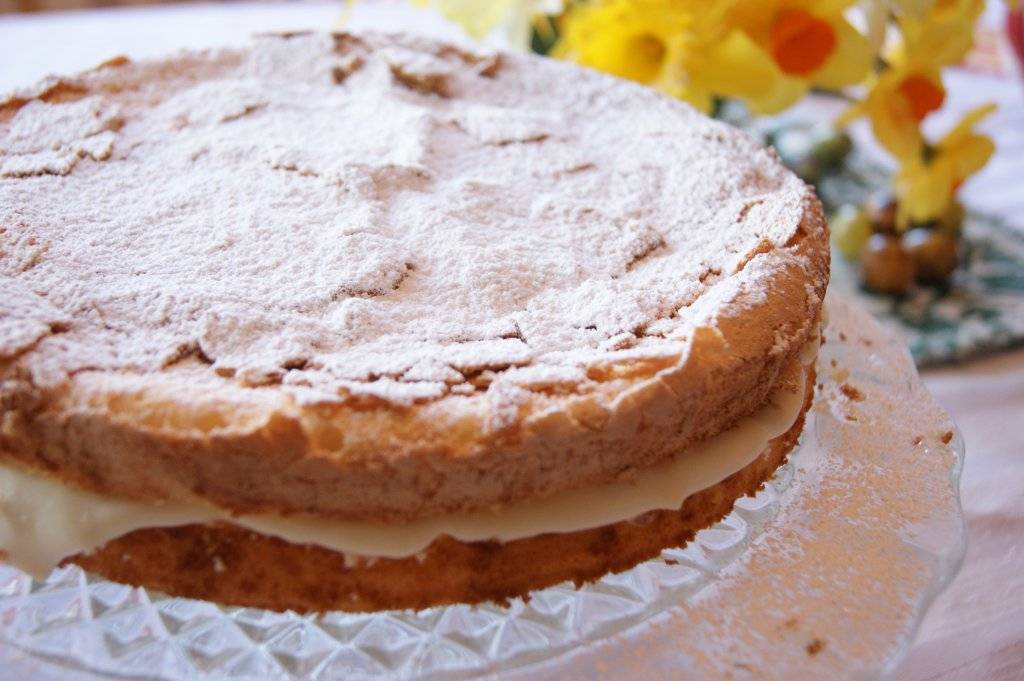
[0,33,830,523]
[61,368,814,613]
[0,197,827,522]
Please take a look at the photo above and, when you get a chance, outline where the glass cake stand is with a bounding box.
[0,292,965,679]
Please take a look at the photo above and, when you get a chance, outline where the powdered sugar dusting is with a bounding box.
[0,278,70,359]
[1,96,120,177]
[0,32,815,406]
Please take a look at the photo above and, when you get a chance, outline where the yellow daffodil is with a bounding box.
[685,29,807,113]
[891,0,939,15]
[870,0,943,19]
[860,0,936,51]
[554,0,694,86]
[894,103,996,227]
[838,46,947,160]
[898,0,984,67]
[413,0,564,50]
[554,0,804,114]
[845,0,978,154]
[728,0,873,90]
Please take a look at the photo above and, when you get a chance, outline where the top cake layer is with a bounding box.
[0,32,828,521]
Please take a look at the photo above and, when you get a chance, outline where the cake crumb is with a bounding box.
[840,383,864,401]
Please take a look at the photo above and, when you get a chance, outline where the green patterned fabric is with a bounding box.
[818,156,1024,367]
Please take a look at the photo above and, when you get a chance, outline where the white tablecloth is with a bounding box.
[2,3,1022,678]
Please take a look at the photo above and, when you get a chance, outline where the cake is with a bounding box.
[0,31,828,612]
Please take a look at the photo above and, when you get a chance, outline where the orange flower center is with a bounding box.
[898,75,946,122]
[770,9,837,76]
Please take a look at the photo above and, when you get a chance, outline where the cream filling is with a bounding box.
[0,362,808,579]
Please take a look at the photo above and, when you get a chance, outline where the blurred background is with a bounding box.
[2,0,192,12]
[0,0,263,12]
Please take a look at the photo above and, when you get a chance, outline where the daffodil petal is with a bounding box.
[727,1,778,46]
[673,83,715,114]
[895,158,954,224]
[810,17,874,88]
[863,0,891,51]
[870,88,925,160]
[745,75,807,115]
[811,0,862,15]
[555,0,694,86]
[429,0,518,39]
[895,0,939,19]
[899,0,984,67]
[939,103,997,149]
[692,31,775,97]
[693,30,806,113]
[948,134,995,181]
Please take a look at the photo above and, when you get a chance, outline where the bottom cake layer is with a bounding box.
[62,367,814,613]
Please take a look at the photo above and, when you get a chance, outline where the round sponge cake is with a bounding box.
[0,32,828,610]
